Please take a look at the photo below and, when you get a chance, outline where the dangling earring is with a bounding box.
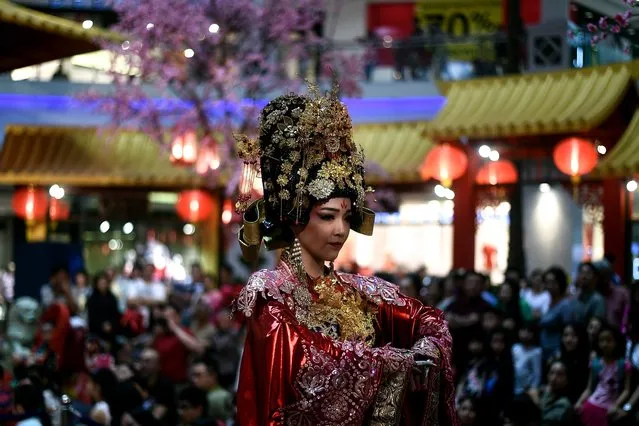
[291,238,305,280]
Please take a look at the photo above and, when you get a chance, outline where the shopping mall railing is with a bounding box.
[2,31,636,91]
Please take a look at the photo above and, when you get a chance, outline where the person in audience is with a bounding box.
[456,396,482,426]
[499,278,532,333]
[538,360,574,426]
[136,348,176,425]
[446,270,493,368]
[576,324,631,426]
[573,262,606,325]
[548,323,591,403]
[72,270,91,314]
[513,323,542,398]
[587,316,605,358]
[87,273,121,344]
[523,269,551,320]
[152,303,204,384]
[190,302,216,345]
[539,266,574,361]
[177,386,216,426]
[594,260,629,332]
[190,359,233,422]
[13,382,52,426]
[87,368,118,426]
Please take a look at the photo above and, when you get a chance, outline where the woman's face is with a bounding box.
[544,273,559,296]
[547,362,568,392]
[297,198,351,263]
[97,277,109,293]
[562,325,579,352]
[577,265,596,289]
[587,318,602,342]
[457,399,477,425]
[530,273,543,292]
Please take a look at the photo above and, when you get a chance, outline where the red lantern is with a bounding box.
[553,137,598,182]
[476,160,518,186]
[49,198,70,222]
[195,135,220,175]
[420,143,468,187]
[171,131,198,165]
[176,190,215,223]
[12,187,48,221]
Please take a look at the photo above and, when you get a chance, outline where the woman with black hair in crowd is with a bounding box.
[539,266,575,361]
[87,273,121,345]
[548,323,591,403]
[499,278,533,335]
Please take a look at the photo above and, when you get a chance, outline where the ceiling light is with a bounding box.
[183,223,195,235]
[478,145,491,158]
[539,183,551,193]
[99,221,110,233]
[123,222,134,235]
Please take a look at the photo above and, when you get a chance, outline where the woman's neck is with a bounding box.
[301,248,325,279]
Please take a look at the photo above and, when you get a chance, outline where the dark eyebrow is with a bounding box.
[318,207,351,214]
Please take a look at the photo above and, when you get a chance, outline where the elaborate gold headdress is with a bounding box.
[235,83,375,262]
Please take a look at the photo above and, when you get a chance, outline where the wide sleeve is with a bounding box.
[236,299,414,426]
[376,295,459,426]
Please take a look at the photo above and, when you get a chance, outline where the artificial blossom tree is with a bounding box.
[87,0,363,194]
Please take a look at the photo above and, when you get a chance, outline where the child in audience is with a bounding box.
[513,323,542,397]
[576,324,632,426]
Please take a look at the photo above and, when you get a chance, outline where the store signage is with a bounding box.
[415,0,503,61]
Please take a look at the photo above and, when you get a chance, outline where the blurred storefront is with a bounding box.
[0,126,220,297]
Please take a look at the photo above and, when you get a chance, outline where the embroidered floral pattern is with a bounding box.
[235,265,406,319]
[277,340,414,425]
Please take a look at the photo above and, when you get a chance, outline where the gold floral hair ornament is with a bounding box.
[234,134,261,213]
[235,81,375,261]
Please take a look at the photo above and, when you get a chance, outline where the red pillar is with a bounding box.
[602,179,626,278]
[453,151,479,269]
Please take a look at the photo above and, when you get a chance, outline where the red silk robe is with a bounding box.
[235,262,458,426]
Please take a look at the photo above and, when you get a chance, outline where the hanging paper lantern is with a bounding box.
[476,160,519,186]
[195,135,221,175]
[12,187,48,221]
[420,143,468,187]
[176,190,215,223]
[49,198,70,222]
[170,130,198,165]
[553,137,598,182]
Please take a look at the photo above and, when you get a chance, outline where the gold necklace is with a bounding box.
[307,273,377,345]
[281,240,377,345]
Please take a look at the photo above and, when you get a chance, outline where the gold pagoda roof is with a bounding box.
[425,62,639,140]
[594,109,639,177]
[0,0,121,72]
[0,122,433,188]
[0,125,205,188]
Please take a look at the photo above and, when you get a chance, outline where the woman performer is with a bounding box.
[233,84,458,426]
